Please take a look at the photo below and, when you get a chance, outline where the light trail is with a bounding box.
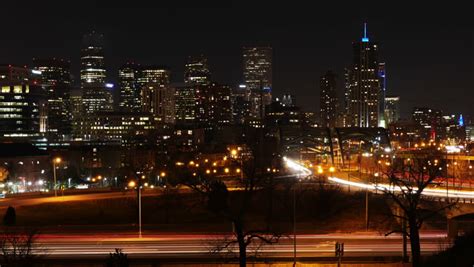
[328,176,474,199]
[283,157,312,177]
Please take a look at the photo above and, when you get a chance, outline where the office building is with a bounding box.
[184,55,210,85]
[412,107,443,140]
[33,58,72,141]
[80,32,112,114]
[346,24,380,127]
[378,62,387,127]
[242,46,272,119]
[231,85,251,124]
[174,83,197,125]
[80,32,106,86]
[320,71,338,128]
[384,96,400,125]
[137,66,170,89]
[0,65,47,142]
[142,83,175,124]
[118,62,141,112]
[200,83,232,128]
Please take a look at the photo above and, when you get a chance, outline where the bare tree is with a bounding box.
[382,150,455,267]
[0,228,41,267]
[174,156,281,267]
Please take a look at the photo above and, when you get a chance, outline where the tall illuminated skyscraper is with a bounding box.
[378,62,387,127]
[320,71,338,128]
[80,32,112,114]
[33,58,72,141]
[242,46,272,119]
[184,55,210,85]
[118,62,141,112]
[81,32,106,86]
[346,24,380,127]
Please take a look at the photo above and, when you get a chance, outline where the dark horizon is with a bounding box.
[0,2,472,120]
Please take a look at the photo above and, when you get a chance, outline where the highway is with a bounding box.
[0,190,163,208]
[33,232,448,259]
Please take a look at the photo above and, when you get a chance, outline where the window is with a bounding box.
[1,86,10,93]
[13,86,22,94]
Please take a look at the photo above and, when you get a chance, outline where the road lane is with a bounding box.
[31,232,448,259]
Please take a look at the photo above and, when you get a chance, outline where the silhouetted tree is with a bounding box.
[106,248,129,267]
[423,231,474,266]
[3,206,16,226]
[382,150,455,267]
[176,156,281,267]
[0,228,40,267]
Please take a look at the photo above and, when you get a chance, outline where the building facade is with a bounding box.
[242,46,272,119]
[174,83,197,125]
[184,55,210,85]
[346,24,380,127]
[118,62,141,113]
[33,58,72,142]
[80,32,112,114]
[384,96,400,125]
[320,71,338,128]
[0,65,47,143]
[141,83,175,124]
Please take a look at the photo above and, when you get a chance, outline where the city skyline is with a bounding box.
[0,4,471,119]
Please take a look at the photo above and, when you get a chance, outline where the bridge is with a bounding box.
[281,127,391,166]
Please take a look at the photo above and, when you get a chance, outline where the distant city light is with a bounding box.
[105,83,114,88]
[31,70,42,75]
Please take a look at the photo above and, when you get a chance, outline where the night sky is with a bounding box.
[1,2,472,119]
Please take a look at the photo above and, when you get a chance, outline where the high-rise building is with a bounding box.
[137,66,170,89]
[80,32,112,114]
[82,85,113,114]
[70,88,83,139]
[231,85,251,124]
[242,46,272,119]
[118,62,141,112]
[378,62,387,127]
[320,71,338,128]
[384,96,400,125]
[33,58,72,142]
[141,83,175,124]
[174,83,197,125]
[201,83,232,128]
[184,55,210,85]
[346,24,380,127]
[80,32,106,86]
[0,65,47,143]
[412,107,443,140]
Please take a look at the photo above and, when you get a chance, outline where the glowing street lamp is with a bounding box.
[52,157,62,197]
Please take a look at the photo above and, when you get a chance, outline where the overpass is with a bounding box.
[281,127,391,166]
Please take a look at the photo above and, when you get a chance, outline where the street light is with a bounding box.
[52,157,61,197]
[127,180,142,238]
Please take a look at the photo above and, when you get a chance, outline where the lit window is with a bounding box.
[13,86,22,94]
[1,86,10,93]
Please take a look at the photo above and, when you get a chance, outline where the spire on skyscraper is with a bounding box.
[362,22,369,42]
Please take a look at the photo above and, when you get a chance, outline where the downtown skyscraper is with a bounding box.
[242,46,272,119]
[345,24,380,128]
[118,62,141,113]
[184,55,211,85]
[320,71,338,128]
[33,58,72,142]
[80,32,113,114]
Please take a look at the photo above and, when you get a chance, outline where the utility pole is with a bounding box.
[293,183,297,267]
